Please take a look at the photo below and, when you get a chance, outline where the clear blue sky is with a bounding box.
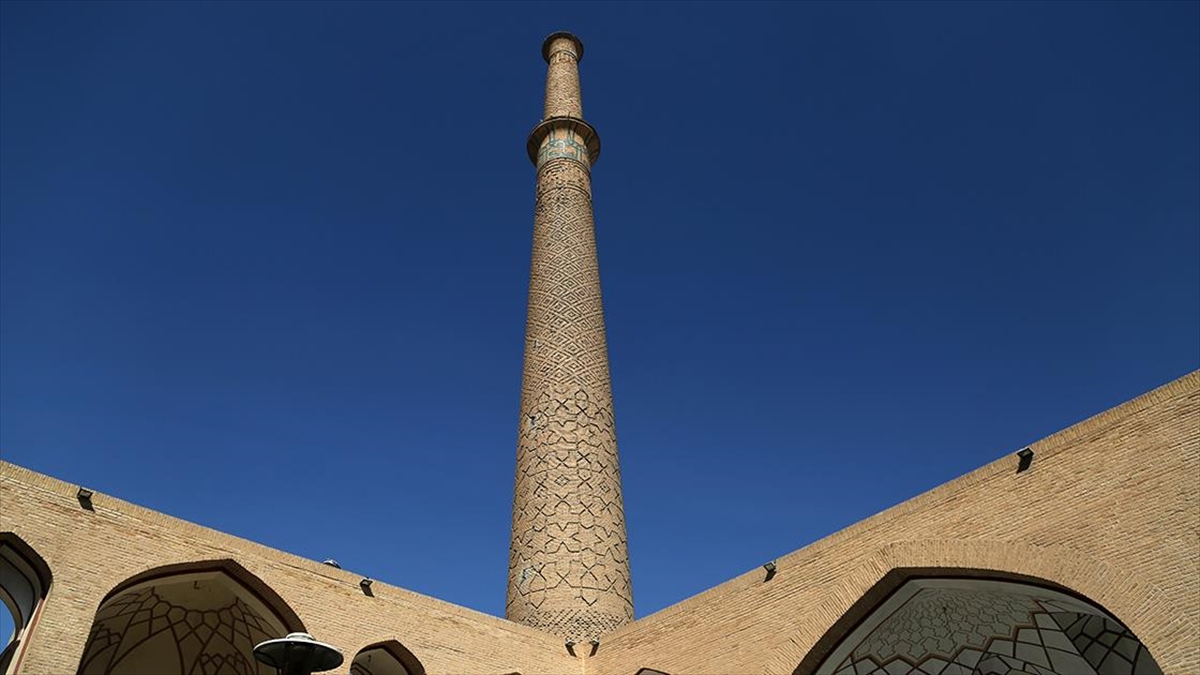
[2,0,1197,631]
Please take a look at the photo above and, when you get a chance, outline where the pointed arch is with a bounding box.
[92,559,305,633]
[350,640,425,675]
[0,533,52,593]
[0,532,53,675]
[761,539,1183,675]
[794,567,1082,675]
[803,573,1164,675]
[77,558,304,675]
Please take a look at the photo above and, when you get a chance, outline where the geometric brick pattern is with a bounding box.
[1,28,1195,675]
[1048,612,1162,675]
[77,585,281,675]
[4,371,1196,675]
[506,33,634,642]
[825,581,1164,675]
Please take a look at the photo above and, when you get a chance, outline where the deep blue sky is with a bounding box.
[2,0,1197,629]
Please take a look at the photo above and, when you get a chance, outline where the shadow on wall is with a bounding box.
[75,559,305,675]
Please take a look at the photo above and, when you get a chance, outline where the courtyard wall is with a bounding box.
[590,371,1199,675]
[3,370,1195,674]
[0,463,577,675]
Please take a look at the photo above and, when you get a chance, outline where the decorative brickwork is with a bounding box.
[506,31,634,642]
[0,32,1195,675]
[819,579,1163,675]
[78,583,281,675]
[0,466,576,675]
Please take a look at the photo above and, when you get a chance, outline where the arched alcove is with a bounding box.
[349,640,425,675]
[0,533,53,675]
[805,576,1164,675]
[77,559,304,675]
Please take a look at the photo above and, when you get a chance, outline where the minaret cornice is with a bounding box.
[541,31,584,64]
[526,115,602,168]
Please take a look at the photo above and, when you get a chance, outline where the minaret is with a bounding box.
[507,32,634,642]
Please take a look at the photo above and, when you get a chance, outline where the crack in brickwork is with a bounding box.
[507,35,633,641]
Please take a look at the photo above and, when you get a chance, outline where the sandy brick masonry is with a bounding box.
[0,461,577,675]
[542,34,584,120]
[589,370,1200,675]
[1,26,1196,675]
[3,371,1194,674]
[507,31,633,643]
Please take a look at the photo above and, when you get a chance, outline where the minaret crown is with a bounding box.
[542,32,584,63]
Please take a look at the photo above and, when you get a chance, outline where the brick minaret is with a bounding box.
[506,32,634,642]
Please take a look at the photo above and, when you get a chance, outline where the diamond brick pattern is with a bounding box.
[506,33,633,643]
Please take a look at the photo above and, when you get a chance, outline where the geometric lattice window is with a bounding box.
[814,578,1164,675]
[77,567,297,675]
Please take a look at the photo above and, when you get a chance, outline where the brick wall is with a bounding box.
[589,371,1199,675]
[3,370,1195,675]
[0,463,577,675]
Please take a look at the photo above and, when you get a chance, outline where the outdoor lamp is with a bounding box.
[253,632,343,675]
[1016,447,1034,473]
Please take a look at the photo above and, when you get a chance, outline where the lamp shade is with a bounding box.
[253,632,343,674]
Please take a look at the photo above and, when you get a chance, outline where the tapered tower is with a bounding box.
[507,32,634,642]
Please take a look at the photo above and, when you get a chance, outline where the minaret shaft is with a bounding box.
[543,36,584,118]
[507,32,633,642]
